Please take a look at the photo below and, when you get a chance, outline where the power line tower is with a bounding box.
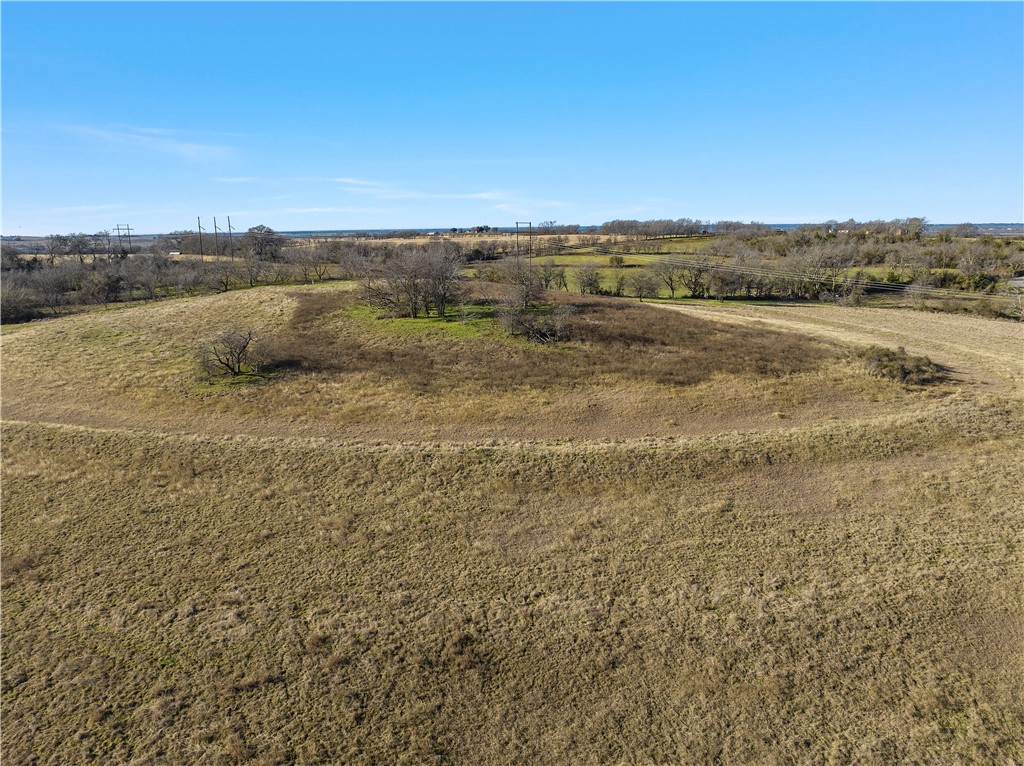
[227,216,234,260]
[114,224,134,255]
[213,217,220,256]
[197,217,205,258]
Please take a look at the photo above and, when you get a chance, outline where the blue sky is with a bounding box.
[2,2,1022,235]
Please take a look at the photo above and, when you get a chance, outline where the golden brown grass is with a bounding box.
[2,282,1022,764]
[3,407,1022,765]
[0,282,950,443]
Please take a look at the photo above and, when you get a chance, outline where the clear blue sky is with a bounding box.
[3,1,1022,235]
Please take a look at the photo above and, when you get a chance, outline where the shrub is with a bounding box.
[497,305,574,344]
[861,346,942,385]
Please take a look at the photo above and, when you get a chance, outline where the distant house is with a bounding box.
[168,251,182,257]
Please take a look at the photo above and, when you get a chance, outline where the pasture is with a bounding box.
[2,282,1021,765]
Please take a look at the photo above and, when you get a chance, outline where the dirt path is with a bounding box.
[654,302,1024,390]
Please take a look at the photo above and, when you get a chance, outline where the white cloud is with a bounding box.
[334,177,567,210]
[213,176,262,184]
[64,124,233,162]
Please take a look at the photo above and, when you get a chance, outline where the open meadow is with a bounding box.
[2,281,1022,764]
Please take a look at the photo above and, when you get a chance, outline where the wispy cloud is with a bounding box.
[221,206,390,219]
[38,203,123,215]
[334,177,566,210]
[334,177,388,189]
[213,176,263,184]
[282,206,387,214]
[64,124,233,162]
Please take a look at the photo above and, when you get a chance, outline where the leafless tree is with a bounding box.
[536,258,566,290]
[628,270,659,301]
[243,225,283,261]
[574,263,602,295]
[679,263,709,298]
[497,258,543,310]
[195,327,269,378]
[44,234,69,265]
[652,261,682,298]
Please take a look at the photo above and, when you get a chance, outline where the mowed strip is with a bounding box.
[654,302,1024,388]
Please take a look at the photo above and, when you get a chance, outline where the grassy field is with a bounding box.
[2,281,1022,765]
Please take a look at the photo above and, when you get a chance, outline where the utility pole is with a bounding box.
[197,217,204,258]
[227,216,234,260]
[114,224,133,255]
[213,217,220,257]
[516,222,533,260]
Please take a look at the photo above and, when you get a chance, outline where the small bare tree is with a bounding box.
[628,269,659,301]
[536,258,565,290]
[499,258,543,309]
[195,327,267,378]
[574,263,602,295]
[652,261,682,298]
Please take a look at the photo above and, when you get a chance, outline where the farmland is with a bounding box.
[2,278,1022,765]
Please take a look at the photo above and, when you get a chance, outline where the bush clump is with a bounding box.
[861,345,942,385]
[497,305,574,344]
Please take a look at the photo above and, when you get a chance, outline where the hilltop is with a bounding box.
[2,281,1022,765]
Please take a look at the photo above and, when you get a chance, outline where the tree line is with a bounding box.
[4,218,1020,325]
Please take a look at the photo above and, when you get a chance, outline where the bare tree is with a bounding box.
[628,270,659,301]
[652,261,682,298]
[536,258,566,290]
[29,266,72,314]
[196,327,267,378]
[311,244,333,281]
[497,303,573,343]
[207,260,237,293]
[423,248,464,317]
[950,222,980,238]
[574,263,602,295]
[243,225,283,261]
[78,268,124,306]
[498,258,543,310]
[285,246,317,284]
[679,263,709,298]
[44,234,69,265]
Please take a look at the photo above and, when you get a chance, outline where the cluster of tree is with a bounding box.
[599,219,707,237]
[0,225,332,322]
[593,216,959,243]
[2,253,203,322]
[535,221,583,236]
[153,225,285,259]
[707,228,1023,288]
[361,244,465,318]
[25,231,133,262]
[788,218,928,242]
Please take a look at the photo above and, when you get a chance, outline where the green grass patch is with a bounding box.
[345,302,502,341]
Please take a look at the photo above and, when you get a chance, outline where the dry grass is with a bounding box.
[0,282,949,443]
[2,282,1022,764]
[3,408,1022,765]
